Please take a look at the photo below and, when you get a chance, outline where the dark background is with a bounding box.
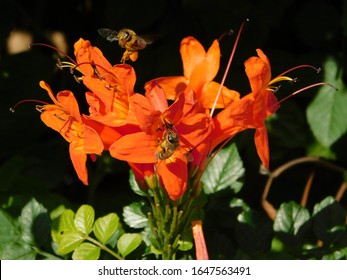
[1,0,346,218]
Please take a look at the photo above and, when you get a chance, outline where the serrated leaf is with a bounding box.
[94,213,119,244]
[274,201,311,235]
[117,233,142,258]
[58,232,84,255]
[72,242,100,260]
[18,198,50,247]
[123,201,148,229]
[74,205,94,235]
[307,57,347,147]
[202,143,244,195]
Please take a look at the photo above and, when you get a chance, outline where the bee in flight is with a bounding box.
[155,120,193,162]
[98,28,154,63]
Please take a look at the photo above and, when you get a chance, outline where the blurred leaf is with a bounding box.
[58,232,84,255]
[202,143,244,195]
[322,248,347,260]
[117,233,142,258]
[74,205,94,235]
[306,140,336,160]
[307,58,347,147]
[273,201,311,246]
[72,242,100,260]
[18,198,50,247]
[123,201,149,229]
[312,196,346,244]
[94,213,120,244]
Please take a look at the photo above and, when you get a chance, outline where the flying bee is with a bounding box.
[155,120,193,162]
[98,28,154,63]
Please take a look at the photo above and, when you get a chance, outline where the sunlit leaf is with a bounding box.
[117,233,142,258]
[274,201,311,236]
[123,201,149,229]
[74,205,94,235]
[94,213,119,244]
[72,242,100,260]
[202,143,244,194]
[58,232,84,255]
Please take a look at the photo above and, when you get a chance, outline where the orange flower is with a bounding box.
[212,49,292,169]
[73,38,138,127]
[109,86,212,200]
[145,36,239,110]
[38,81,104,184]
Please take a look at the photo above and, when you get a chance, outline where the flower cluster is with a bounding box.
[34,35,297,201]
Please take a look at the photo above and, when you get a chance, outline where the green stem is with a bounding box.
[85,236,124,260]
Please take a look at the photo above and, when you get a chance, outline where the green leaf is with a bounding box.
[0,209,21,244]
[74,205,94,235]
[0,210,36,259]
[123,201,149,229]
[306,140,336,160]
[274,201,311,235]
[117,233,142,258]
[58,232,84,255]
[72,242,101,260]
[202,143,245,195]
[18,198,50,247]
[94,213,120,244]
[312,196,346,244]
[307,57,347,147]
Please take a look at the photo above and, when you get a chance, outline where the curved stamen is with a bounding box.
[210,19,249,117]
[278,82,338,104]
[277,64,321,79]
[29,43,77,65]
[218,29,233,42]
[10,99,49,113]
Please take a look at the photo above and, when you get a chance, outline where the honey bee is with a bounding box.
[98,28,154,63]
[155,121,193,162]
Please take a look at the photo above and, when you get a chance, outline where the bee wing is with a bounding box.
[98,28,119,42]
[138,34,160,46]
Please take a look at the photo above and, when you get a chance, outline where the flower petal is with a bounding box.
[109,132,157,163]
[156,153,188,200]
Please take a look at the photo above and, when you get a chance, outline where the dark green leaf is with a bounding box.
[74,205,94,235]
[94,213,120,244]
[306,57,347,147]
[235,210,273,254]
[274,201,311,235]
[202,143,244,195]
[123,201,149,229]
[0,210,36,259]
[18,198,50,247]
[312,196,346,244]
[72,242,101,260]
[117,233,142,258]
